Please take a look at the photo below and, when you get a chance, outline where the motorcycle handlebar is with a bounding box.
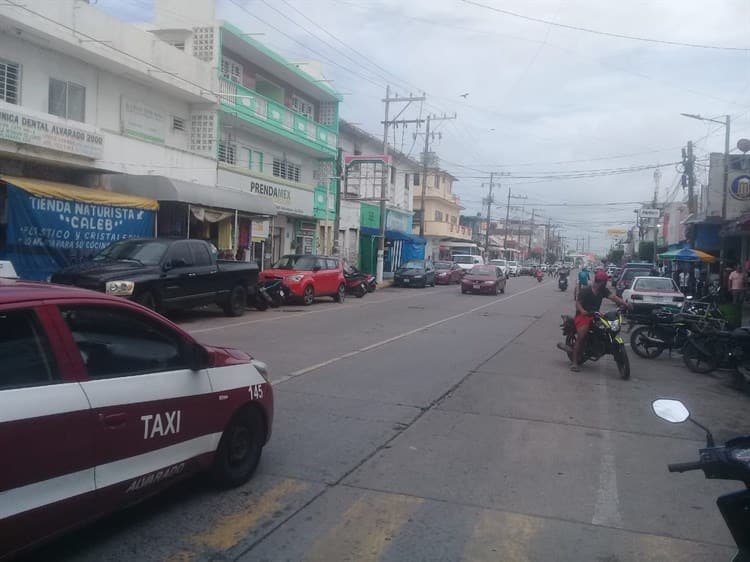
[668,461,704,473]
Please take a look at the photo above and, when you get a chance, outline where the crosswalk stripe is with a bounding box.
[464,509,541,562]
[164,478,308,561]
[304,492,423,562]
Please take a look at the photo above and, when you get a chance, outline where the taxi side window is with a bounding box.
[0,309,58,389]
[60,306,190,379]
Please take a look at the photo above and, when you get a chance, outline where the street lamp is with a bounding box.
[680,113,731,219]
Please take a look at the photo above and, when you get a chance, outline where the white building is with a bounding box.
[338,120,420,274]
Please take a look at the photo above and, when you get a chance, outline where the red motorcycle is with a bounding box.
[535,269,544,283]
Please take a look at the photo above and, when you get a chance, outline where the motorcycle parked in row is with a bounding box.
[682,325,750,386]
[344,269,369,298]
[559,307,630,379]
[630,308,695,359]
[652,398,750,562]
[254,279,287,309]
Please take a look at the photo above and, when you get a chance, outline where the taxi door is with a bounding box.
[55,302,219,506]
[0,304,94,557]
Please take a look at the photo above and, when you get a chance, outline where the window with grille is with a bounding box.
[272,158,301,182]
[48,79,85,122]
[221,57,243,83]
[172,116,186,132]
[434,210,443,222]
[218,142,237,165]
[413,173,420,186]
[291,95,314,119]
[0,60,19,105]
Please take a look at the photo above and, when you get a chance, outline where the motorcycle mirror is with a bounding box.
[652,399,690,423]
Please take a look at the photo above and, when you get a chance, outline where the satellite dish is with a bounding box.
[738,138,750,154]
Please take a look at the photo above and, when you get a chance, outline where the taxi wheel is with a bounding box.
[212,407,264,488]
[334,283,346,303]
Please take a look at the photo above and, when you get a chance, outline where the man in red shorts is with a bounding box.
[562,269,628,372]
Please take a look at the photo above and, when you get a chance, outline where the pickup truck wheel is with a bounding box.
[136,291,157,311]
[224,285,247,317]
[334,283,346,303]
[211,407,264,488]
[302,285,315,306]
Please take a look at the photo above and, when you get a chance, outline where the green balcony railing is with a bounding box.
[219,78,338,155]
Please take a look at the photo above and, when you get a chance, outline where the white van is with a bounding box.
[507,261,519,276]
[489,259,508,276]
[453,254,485,271]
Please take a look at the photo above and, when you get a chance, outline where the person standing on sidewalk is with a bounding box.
[729,264,745,305]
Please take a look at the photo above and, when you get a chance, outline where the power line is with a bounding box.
[461,0,750,52]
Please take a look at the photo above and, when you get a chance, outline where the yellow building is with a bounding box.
[412,170,473,260]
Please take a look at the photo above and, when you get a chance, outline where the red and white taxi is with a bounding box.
[0,280,274,559]
[622,276,685,313]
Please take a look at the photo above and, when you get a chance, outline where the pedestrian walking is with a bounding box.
[678,269,689,295]
[729,264,745,305]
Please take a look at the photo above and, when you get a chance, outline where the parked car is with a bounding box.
[394,260,436,288]
[622,276,685,314]
[615,265,654,296]
[489,259,508,276]
[507,260,519,276]
[434,261,463,284]
[260,255,346,305]
[518,264,534,276]
[461,265,507,295]
[0,280,273,560]
[51,239,259,317]
[452,254,485,272]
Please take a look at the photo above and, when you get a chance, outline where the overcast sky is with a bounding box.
[100,0,750,254]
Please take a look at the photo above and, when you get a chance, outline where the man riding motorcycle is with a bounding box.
[560,269,628,372]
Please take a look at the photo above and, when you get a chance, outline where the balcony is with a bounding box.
[416,221,473,239]
[219,78,338,157]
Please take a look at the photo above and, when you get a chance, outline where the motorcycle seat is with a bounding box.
[731,327,750,339]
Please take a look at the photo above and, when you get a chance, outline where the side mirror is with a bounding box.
[187,343,210,371]
[652,399,690,423]
[313,265,322,272]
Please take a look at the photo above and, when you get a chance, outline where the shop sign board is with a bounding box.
[121,97,168,144]
[218,169,314,217]
[0,101,104,159]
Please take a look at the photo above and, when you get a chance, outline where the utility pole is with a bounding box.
[332,147,343,255]
[503,187,512,260]
[682,141,696,214]
[527,208,535,260]
[483,172,495,258]
[377,86,427,284]
[418,112,457,237]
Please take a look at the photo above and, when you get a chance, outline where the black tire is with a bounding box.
[252,294,269,311]
[500,285,505,294]
[614,344,631,380]
[565,334,576,363]
[211,407,265,489]
[334,283,346,303]
[136,291,157,311]
[368,283,376,292]
[223,285,247,317]
[355,283,366,298]
[682,340,717,374]
[461,287,467,294]
[302,285,315,306]
[630,326,664,359]
[492,284,498,296]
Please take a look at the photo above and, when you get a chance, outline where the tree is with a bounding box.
[606,248,624,264]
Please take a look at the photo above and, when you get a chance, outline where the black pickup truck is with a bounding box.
[51,238,259,316]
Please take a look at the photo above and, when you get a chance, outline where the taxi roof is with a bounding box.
[0,278,107,305]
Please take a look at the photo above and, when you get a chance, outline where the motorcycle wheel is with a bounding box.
[252,294,268,311]
[682,340,717,374]
[356,283,366,298]
[630,326,664,359]
[565,334,576,363]
[613,344,630,380]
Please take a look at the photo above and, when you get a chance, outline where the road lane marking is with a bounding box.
[165,478,307,561]
[277,282,548,383]
[591,379,623,528]
[187,288,444,334]
[464,509,541,562]
[303,492,422,562]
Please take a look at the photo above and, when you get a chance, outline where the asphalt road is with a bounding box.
[35,275,750,562]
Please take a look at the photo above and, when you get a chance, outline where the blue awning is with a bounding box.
[360,226,425,244]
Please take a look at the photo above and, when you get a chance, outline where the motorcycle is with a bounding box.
[257,279,287,308]
[558,274,569,291]
[652,398,750,562]
[344,270,368,298]
[559,307,630,379]
[682,326,750,386]
[630,308,693,359]
[535,270,544,283]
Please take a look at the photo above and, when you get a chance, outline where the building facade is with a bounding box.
[338,121,422,275]
[412,170,472,260]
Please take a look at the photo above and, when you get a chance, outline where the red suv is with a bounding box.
[260,255,346,305]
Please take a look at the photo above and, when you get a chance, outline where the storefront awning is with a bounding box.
[107,174,277,217]
[360,226,425,244]
[1,175,158,210]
